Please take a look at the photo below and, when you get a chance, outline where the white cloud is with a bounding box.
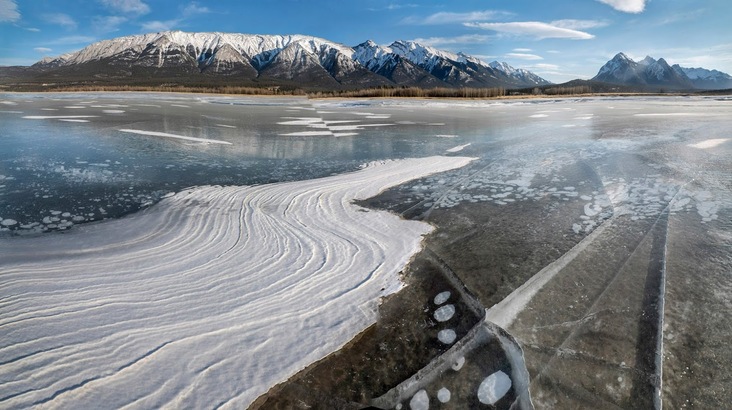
[506,53,543,60]
[26,27,41,32]
[410,34,492,46]
[43,13,77,30]
[387,3,418,10]
[99,0,150,15]
[93,15,127,33]
[513,48,533,52]
[550,19,610,30]
[0,0,19,22]
[34,47,52,53]
[465,22,595,40]
[596,0,646,14]
[48,35,97,45]
[529,63,561,70]
[182,2,210,16]
[141,19,180,32]
[404,9,510,25]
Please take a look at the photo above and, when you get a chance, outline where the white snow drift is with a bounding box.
[0,156,472,409]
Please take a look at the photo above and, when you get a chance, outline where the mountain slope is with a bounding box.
[27,31,550,90]
[593,53,694,90]
[672,64,732,90]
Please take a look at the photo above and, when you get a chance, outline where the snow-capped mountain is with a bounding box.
[591,53,722,90]
[671,64,732,90]
[32,31,550,89]
[352,39,551,88]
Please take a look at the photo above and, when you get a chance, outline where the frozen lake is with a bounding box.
[1,93,730,409]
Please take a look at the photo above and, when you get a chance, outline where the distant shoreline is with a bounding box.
[2,85,728,100]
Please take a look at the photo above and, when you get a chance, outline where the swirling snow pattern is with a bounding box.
[0,156,473,409]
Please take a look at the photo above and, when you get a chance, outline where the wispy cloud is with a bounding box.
[513,48,533,52]
[182,2,210,16]
[465,22,595,40]
[506,53,543,60]
[550,19,610,30]
[34,47,52,53]
[141,19,179,32]
[596,0,646,14]
[93,15,127,33]
[26,27,41,32]
[48,35,97,45]
[403,9,511,25]
[0,0,20,22]
[410,34,492,47]
[655,9,706,26]
[367,3,417,12]
[529,63,561,70]
[43,13,78,30]
[99,0,150,15]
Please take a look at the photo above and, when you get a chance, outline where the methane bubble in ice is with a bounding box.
[452,356,465,371]
[433,291,451,305]
[409,389,429,410]
[477,370,512,405]
[433,304,455,322]
[438,329,457,344]
[437,387,451,403]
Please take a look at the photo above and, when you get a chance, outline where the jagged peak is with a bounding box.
[612,52,633,61]
[639,55,656,65]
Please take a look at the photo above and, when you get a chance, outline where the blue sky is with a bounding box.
[1,0,730,82]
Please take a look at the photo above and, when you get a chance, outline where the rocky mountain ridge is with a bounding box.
[592,53,732,90]
[31,31,551,89]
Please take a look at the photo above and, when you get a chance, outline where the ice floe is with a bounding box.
[0,156,473,408]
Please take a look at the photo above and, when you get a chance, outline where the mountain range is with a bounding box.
[3,31,730,93]
[23,31,551,90]
[592,53,732,90]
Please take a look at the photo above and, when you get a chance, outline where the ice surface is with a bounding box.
[0,156,472,408]
[477,370,511,405]
[688,138,729,149]
[446,143,471,153]
[23,115,98,119]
